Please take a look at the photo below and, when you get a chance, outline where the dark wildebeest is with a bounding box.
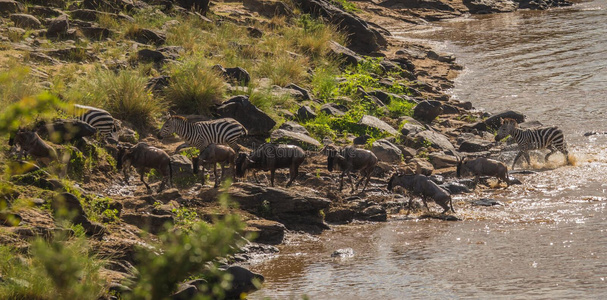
[457,157,509,187]
[388,173,455,214]
[35,119,97,144]
[192,144,236,188]
[117,142,172,193]
[235,143,305,187]
[11,128,58,165]
[323,144,377,193]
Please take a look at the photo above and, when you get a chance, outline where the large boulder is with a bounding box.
[297,105,317,121]
[328,40,363,66]
[358,115,398,136]
[10,14,41,29]
[411,130,456,152]
[278,121,309,135]
[371,139,402,163]
[458,138,493,152]
[0,1,24,16]
[270,129,321,150]
[245,219,285,245]
[483,110,525,130]
[200,183,331,231]
[51,193,106,236]
[216,95,276,136]
[413,100,443,123]
[295,0,386,53]
[46,15,69,36]
[463,0,517,13]
[121,213,173,234]
[243,0,294,18]
[176,0,210,14]
[223,266,265,299]
[213,65,251,86]
[170,154,193,178]
[128,28,166,45]
[320,103,345,116]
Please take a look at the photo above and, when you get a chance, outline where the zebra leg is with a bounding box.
[523,152,531,166]
[512,151,524,169]
[545,147,556,162]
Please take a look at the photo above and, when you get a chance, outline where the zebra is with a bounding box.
[71,104,119,141]
[495,117,569,169]
[158,114,247,151]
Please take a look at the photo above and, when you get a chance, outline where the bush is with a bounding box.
[0,64,42,109]
[165,60,226,115]
[65,68,163,130]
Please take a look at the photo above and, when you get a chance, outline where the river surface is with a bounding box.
[248,1,607,299]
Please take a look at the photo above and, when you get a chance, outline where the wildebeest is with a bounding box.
[387,173,455,214]
[192,144,236,188]
[457,157,509,187]
[235,143,305,187]
[323,144,377,193]
[11,128,58,165]
[35,119,97,143]
[117,142,172,193]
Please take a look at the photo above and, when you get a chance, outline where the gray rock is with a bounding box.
[429,153,458,168]
[408,158,434,176]
[285,83,311,101]
[463,0,517,14]
[471,198,502,206]
[359,205,387,222]
[328,40,362,66]
[243,0,293,18]
[171,284,197,300]
[353,134,371,145]
[216,95,276,136]
[129,28,166,45]
[320,103,345,116]
[358,115,398,136]
[331,248,354,258]
[414,130,455,152]
[10,14,41,29]
[247,26,263,38]
[137,49,166,63]
[0,1,24,16]
[484,110,525,130]
[80,26,113,39]
[297,105,317,121]
[46,15,69,36]
[371,139,402,163]
[224,266,265,299]
[272,85,305,100]
[170,154,193,177]
[400,122,424,136]
[413,100,443,123]
[441,182,472,194]
[121,213,173,234]
[278,121,309,135]
[28,5,64,17]
[246,219,285,245]
[270,129,321,150]
[459,138,493,152]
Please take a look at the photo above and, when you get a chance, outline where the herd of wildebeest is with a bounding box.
[7,104,572,215]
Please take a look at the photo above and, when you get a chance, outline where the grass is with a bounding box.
[0,63,41,108]
[164,58,226,115]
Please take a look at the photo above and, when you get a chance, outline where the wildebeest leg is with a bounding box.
[339,171,345,191]
[286,165,297,187]
[270,169,276,187]
[218,163,226,188]
[512,151,524,169]
[348,171,356,194]
[158,172,167,192]
[361,170,372,192]
[213,163,219,188]
[422,196,430,212]
[138,168,152,192]
[406,196,414,215]
[122,162,130,184]
[201,165,206,185]
[253,171,261,184]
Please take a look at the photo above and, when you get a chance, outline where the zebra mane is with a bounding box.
[170,115,188,121]
[502,118,518,125]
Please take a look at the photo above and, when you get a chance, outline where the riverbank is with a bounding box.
[0,0,577,298]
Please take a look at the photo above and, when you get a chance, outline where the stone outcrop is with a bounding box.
[215,95,276,136]
[270,129,321,150]
[371,139,402,163]
[358,115,399,136]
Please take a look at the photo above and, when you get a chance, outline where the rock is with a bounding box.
[400,122,424,136]
[358,115,398,136]
[483,110,525,130]
[320,103,345,116]
[176,0,210,14]
[46,15,69,36]
[128,28,166,45]
[459,138,494,153]
[278,121,309,135]
[211,65,252,86]
[25,0,66,7]
[331,248,354,258]
[471,198,502,206]
[284,83,312,101]
[246,219,286,245]
[271,85,306,100]
[121,213,173,234]
[223,266,264,299]
[408,158,434,176]
[418,214,461,221]
[519,120,543,129]
[297,0,386,53]
[170,154,193,177]
[270,129,321,150]
[247,26,263,38]
[51,193,106,236]
[353,134,371,145]
[80,26,113,39]
[324,208,355,224]
[216,95,276,136]
[137,49,166,63]
[371,139,402,163]
[83,0,137,12]
[328,40,363,66]
[200,183,331,231]
[358,205,387,222]
[171,283,198,300]
[413,100,443,123]
[413,130,456,152]
[297,105,317,121]
[0,1,23,16]
[10,14,41,29]
[441,182,472,194]
[399,146,417,158]
[70,9,134,23]
[429,153,458,168]
[147,75,171,94]
[243,0,294,18]
[367,90,401,105]
[463,0,517,14]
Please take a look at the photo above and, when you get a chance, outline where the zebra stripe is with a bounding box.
[72,104,118,139]
[496,118,569,168]
[159,116,247,151]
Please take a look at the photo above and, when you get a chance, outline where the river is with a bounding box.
[248,1,607,298]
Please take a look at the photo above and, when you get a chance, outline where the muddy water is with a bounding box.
[248,2,607,299]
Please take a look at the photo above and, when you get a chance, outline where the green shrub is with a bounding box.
[386,98,415,118]
[165,60,226,115]
[0,64,42,109]
[311,67,339,101]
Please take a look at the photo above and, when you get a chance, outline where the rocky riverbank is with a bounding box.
[0,0,571,298]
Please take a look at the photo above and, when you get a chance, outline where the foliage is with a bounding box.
[311,67,339,101]
[0,236,107,300]
[172,207,199,230]
[0,92,64,134]
[164,59,226,115]
[329,0,361,13]
[64,68,163,130]
[85,196,119,224]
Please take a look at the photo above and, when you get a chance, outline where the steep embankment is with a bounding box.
[0,0,570,298]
